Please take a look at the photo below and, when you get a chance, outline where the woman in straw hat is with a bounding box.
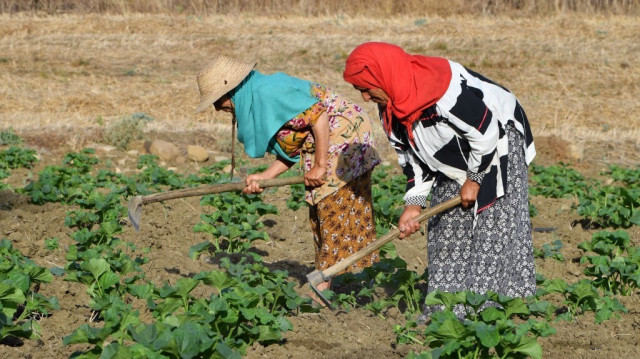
[196,55,382,299]
[343,42,536,319]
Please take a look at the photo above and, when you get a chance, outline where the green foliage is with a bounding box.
[404,291,555,359]
[18,149,316,357]
[185,160,234,185]
[22,148,100,204]
[286,182,305,211]
[65,254,315,358]
[603,165,640,187]
[536,277,627,323]
[44,237,59,251]
[0,146,37,170]
[371,165,407,235]
[0,239,59,342]
[529,163,639,229]
[25,149,637,359]
[136,154,185,190]
[327,255,427,315]
[279,167,305,211]
[577,185,640,229]
[533,238,564,261]
[529,162,589,198]
[194,191,278,254]
[578,230,640,295]
[0,129,22,145]
[529,202,538,217]
[104,112,154,150]
[0,145,38,189]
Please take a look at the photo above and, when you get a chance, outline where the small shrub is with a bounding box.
[0,129,22,145]
[103,113,153,150]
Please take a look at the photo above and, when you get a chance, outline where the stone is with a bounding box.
[568,142,583,161]
[128,140,150,154]
[214,155,230,163]
[149,140,180,162]
[91,144,117,154]
[187,145,209,163]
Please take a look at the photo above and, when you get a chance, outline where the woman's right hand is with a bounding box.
[398,205,422,239]
[244,174,267,194]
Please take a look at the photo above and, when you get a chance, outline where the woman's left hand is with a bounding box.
[460,179,480,208]
[305,165,326,187]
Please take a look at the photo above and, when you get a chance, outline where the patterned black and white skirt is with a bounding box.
[423,123,536,316]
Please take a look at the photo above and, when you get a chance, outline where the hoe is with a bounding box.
[127,176,305,231]
[305,195,462,308]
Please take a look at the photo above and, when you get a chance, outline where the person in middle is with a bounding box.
[195,55,382,299]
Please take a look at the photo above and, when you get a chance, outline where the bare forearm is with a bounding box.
[311,111,329,168]
[262,158,294,178]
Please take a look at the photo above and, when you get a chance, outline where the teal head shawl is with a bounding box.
[230,70,319,163]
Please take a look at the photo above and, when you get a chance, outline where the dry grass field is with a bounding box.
[1,7,639,359]
[1,12,639,164]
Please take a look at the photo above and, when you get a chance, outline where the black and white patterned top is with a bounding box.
[383,60,536,214]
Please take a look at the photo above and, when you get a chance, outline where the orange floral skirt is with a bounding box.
[308,172,379,273]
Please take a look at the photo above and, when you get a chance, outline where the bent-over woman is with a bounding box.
[196,55,381,298]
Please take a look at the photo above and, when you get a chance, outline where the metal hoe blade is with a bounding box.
[306,270,334,310]
[127,196,143,231]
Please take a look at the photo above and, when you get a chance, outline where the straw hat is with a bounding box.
[195,55,256,113]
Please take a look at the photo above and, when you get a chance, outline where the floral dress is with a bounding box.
[275,84,381,271]
[276,83,381,205]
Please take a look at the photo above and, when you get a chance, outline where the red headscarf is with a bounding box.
[343,42,452,142]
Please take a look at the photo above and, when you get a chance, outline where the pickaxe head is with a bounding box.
[305,269,334,310]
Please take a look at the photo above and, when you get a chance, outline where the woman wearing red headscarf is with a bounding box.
[344,42,536,319]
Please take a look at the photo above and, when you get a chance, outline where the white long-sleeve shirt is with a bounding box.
[384,60,536,213]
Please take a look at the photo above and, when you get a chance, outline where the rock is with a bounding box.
[149,140,180,161]
[222,164,232,173]
[214,155,230,163]
[187,145,209,162]
[126,150,139,157]
[568,142,583,161]
[128,140,151,154]
[91,144,117,154]
[117,158,126,166]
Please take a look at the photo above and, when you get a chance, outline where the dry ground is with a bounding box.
[0,12,639,359]
[0,143,639,359]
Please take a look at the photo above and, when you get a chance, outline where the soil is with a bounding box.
[0,131,639,359]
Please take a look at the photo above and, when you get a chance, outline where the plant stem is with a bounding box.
[399,332,424,346]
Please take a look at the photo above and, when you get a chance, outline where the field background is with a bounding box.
[1,1,639,165]
[1,1,639,358]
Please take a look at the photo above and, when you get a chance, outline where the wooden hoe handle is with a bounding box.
[320,195,462,279]
[140,176,306,205]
